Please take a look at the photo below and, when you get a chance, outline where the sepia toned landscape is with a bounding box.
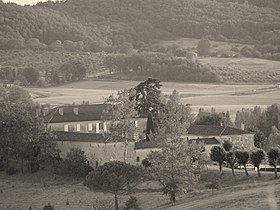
[1,0,280,209]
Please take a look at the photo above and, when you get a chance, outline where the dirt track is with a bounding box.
[164,181,280,210]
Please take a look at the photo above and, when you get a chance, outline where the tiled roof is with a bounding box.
[189,137,220,145]
[135,141,160,149]
[187,125,252,136]
[43,104,146,123]
[54,131,107,143]
[44,104,105,123]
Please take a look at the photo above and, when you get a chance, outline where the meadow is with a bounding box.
[1,169,279,210]
[28,80,280,120]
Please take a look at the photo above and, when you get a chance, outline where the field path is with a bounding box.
[157,181,280,210]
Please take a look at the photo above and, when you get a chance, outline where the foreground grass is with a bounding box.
[1,168,279,210]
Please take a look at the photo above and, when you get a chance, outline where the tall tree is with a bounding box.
[210,146,226,175]
[132,78,162,115]
[235,150,250,176]
[84,161,143,210]
[250,149,266,177]
[225,152,236,176]
[267,148,280,178]
[22,67,40,84]
[144,91,204,203]
[0,86,57,173]
[102,89,138,162]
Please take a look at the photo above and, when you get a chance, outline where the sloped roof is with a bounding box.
[189,137,220,145]
[44,104,105,123]
[54,131,107,143]
[135,141,159,149]
[187,125,252,136]
[43,104,146,123]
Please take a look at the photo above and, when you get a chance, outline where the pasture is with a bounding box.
[154,37,252,52]
[28,80,280,120]
[1,169,279,210]
[199,57,280,83]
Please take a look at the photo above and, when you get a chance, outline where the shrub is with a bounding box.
[30,161,40,173]
[57,148,93,178]
[205,180,220,194]
[7,167,18,176]
[124,196,141,210]
[36,79,48,88]
[42,203,54,210]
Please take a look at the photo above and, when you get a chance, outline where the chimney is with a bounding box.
[58,107,63,116]
[74,107,79,115]
[241,122,245,131]
[42,107,50,116]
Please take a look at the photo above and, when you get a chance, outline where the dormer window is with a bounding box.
[58,108,63,116]
[74,107,79,115]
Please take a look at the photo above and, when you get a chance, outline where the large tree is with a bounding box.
[22,67,40,84]
[132,78,162,115]
[235,150,250,176]
[0,86,58,173]
[267,148,280,178]
[145,91,205,203]
[102,89,138,162]
[210,146,226,175]
[250,149,266,177]
[84,161,143,210]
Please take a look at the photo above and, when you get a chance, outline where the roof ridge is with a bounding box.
[219,125,228,136]
[48,108,58,123]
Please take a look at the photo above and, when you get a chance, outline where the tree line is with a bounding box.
[210,141,280,179]
[104,53,220,83]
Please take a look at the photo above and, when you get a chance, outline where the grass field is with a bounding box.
[28,80,280,120]
[153,37,280,83]
[154,37,252,53]
[1,169,279,210]
[199,57,280,83]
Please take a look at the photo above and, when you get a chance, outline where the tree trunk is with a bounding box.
[21,158,24,173]
[219,163,223,175]
[170,191,176,204]
[114,194,118,210]
[124,139,128,162]
[244,164,249,176]
[231,165,235,176]
[274,166,278,179]
[257,166,261,177]
[5,150,9,174]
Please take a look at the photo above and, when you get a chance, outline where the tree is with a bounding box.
[225,152,236,176]
[254,130,266,149]
[235,151,250,176]
[132,78,162,115]
[22,67,40,84]
[0,86,58,173]
[210,146,226,175]
[197,39,211,56]
[57,148,92,178]
[250,149,265,177]
[84,161,143,210]
[71,61,87,80]
[145,91,205,203]
[267,148,280,178]
[147,140,205,203]
[102,89,138,162]
[223,140,232,152]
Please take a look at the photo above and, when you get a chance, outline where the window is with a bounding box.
[136,157,140,162]
[88,123,93,131]
[96,123,100,133]
[64,125,68,132]
[134,120,138,128]
[99,122,103,130]
[76,124,80,132]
